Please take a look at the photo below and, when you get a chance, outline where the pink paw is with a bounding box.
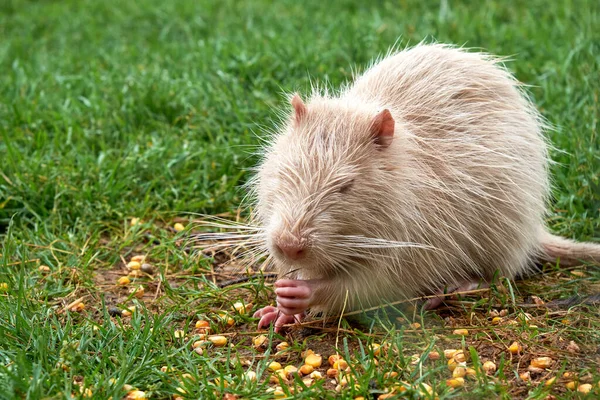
[424,281,489,310]
[253,306,304,332]
[253,279,313,332]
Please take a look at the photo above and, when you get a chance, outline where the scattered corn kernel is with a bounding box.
[519,371,530,381]
[128,270,143,278]
[577,384,592,394]
[333,359,348,370]
[129,286,145,298]
[428,351,440,361]
[410,322,421,329]
[566,340,580,353]
[69,302,85,312]
[125,390,146,399]
[174,222,185,232]
[38,265,51,273]
[302,377,313,387]
[499,309,508,317]
[326,368,339,378]
[232,301,252,314]
[117,277,131,286]
[208,335,227,347]
[175,387,186,394]
[216,312,235,326]
[310,371,323,379]
[453,329,469,336]
[80,388,92,397]
[453,350,466,363]
[214,377,229,388]
[508,341,522,354]
[444,349,458,359]
[530,357,553,369]
[130,218,141,226]
[127,261,141,270]
[270,370,288,384]
[252,335,267,348]
[195,320,210,330]
[446,377,465,388]
[491,317,502,325]
[565,381,577,390]
[131,255,145,262]
[384,371,399,379]
[299,364,314,375]
[563,371,577,379]
[371,343,381,356]
[181,373,194,381]
[0,283,9,290]
[244,371,257,382]
[545,376,556,386]
[305,353,322,368]
[273,388,286,398]
[268,362,282,371]
[174,330,185,339]
[276,342,289,351]
[328,354,342,366]
[453,366,467,378]
[482,361,496,374]
[284,365,298,377]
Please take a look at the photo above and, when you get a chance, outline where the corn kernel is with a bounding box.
[326,368,338,378]
[131,255,145,262]
[453,350,466,363]
[244,370,257,382]
[302,377,313,387]
[563,371,577,379]
[129,286,145,298]
[130,218,141,226]
[284,365,298,377]
[545,376,556,386]
[565,381,577,390]
[38,265,51,273]
[333,359,348,370]
[266,361,282,372]
[384,371,399,379]
[305,353,322,368]
[328,354,342,366]
[208,335,227,346]
[428,351,440,361]
[530,357,553,369]
[127,261,141,270]
[125,390,146,399]
[276,342,289,351]
[444,349,458,359]
[410,322,421,329]
[491,317,502,325]
[195,320,210,330]
[466,368,477,377]
[252,335,267,348]
[174,330,185,339]
[453,329,469,336]
[69,302,85,312]
[370,343,381,356]
[299,364,314,375]
[446,377,465,388]
[519,371,530,381]
[174,223,185,232]
[482,361,496,374]
[118,277,131,286]
[270,370,288,384]
[508,341,522,354]
[577,384,592,394]
[310,371,323,379]
[232,301,252,314]
[453,366,467,378]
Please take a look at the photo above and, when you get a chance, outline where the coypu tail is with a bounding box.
[539,231,600,267]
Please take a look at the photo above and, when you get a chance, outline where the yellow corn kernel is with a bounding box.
[370,343,381,356]
[127,261,141,270]
[491,317,502,325]
[252,334,267,348]
[117,277,130,286]
[328,354,342,366]
[545,376,556,386]
[310,371,323,379]
[268,361,282,371]
[69,302,85,312]
[208,335,227,347]
[446,377,465,388]
[333,359,348,370]
[326,368,338,378]
[125,390,146,399]
[174,223,185,232]
[284,365,298,378]
[453,329,469,336]
[232,301,252,314]
[275,342,289,351]
[508,341,522,354]
[299,364,314,375]
[244,370,257,382]
[577,384,592,394]
[453,366,467,378]
[530,357,553,369]
[305,353,322,368]
[482,361,496,374]
[444,349,458,359]
[519,371,530,381]
[428,351,440,361]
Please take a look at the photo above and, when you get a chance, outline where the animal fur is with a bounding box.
[225,44,600,315]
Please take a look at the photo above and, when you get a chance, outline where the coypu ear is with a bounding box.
[291,93,307,126]
[370,109,395,148]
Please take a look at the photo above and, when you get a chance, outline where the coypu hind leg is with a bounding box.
[423,281,490,310]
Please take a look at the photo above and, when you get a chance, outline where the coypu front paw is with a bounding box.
[253,305,304,332]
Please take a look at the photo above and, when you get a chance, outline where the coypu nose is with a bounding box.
[275,234,308,261]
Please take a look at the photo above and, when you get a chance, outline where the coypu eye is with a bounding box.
[338,180,354,194]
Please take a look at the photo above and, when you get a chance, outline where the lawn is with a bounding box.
[1,0,599,399]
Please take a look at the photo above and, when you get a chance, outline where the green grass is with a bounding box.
[1,0,599,399]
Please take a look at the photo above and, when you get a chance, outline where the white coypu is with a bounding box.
[205,44,600,330]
